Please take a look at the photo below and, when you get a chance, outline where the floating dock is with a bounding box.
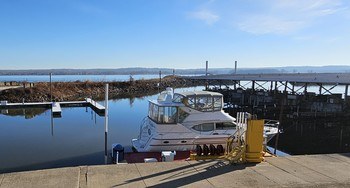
[0,153,349,187]
[51,102,61,116]
[0,98,105,117]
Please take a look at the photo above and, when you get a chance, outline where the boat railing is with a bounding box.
[235,112,248,145]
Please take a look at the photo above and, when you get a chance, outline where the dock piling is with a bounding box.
[234,60,237,74]
[345,85,349,103]
[205,61,208,76]
[104,83,109,164]
[50,73,52,102]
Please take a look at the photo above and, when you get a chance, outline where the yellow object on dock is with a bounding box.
[189,114,266,164]
[245,119,264,163]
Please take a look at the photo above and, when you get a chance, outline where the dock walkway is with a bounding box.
[0,153,349,187]
[0,98,105,116]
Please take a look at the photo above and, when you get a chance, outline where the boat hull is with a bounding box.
[132,134,231,152]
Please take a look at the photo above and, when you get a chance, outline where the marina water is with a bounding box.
[0,86,349,173]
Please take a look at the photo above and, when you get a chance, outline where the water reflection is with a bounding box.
[0,108,48,119]
[0,94,159,173]
[269,118,350,155]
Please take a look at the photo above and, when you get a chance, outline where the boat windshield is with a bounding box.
[172,93,184,103]
[148,102,177,124]
[182,95,222,112]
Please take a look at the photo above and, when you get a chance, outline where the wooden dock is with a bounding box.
[0,153,349,187]
[188,73,350,102]
[0,98,105,117]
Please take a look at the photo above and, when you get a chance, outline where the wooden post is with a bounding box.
[270,81,273,91]
[104,83,109,164]
[284,81,288,93]
[105,83,109,133]
[205,61,208,76]
[159,71,162,83]
[274,81,278,94]
[339,126,343,151]
[319,83,322,95]
[50,73,52,102]
[345,85,349,103]
[252,81,255,90]
[234,61,237,74]
[304,83,308,95]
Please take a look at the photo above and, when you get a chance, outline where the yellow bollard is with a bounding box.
[245,119,264,163]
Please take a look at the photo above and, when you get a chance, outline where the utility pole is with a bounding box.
[205,61,208,76]
[104,83,109,164]
[50,73,52,102]
[159,71,162,83]
[234,61,237,74]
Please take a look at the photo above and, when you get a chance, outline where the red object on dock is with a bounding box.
[125,151,191,163]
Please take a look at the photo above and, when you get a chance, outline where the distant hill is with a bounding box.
[0,66,350,75]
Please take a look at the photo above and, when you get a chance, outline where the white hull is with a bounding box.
[132,133,231,152]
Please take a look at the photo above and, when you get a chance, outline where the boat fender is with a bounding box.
[216,145,224,155]
[209,144,216,156]
[203,144,209,156]
[196,145,202,156]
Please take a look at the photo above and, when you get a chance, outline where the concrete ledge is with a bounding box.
[0,167,79,188]
[1,153,350,188]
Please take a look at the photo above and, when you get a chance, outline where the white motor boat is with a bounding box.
[132,88,278,152]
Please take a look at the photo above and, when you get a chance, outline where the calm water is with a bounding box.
[0,87,203,173]
[1,86,349,173]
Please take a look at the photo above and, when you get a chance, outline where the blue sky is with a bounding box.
[1,0,350,69]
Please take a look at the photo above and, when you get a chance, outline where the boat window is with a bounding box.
[182,95,223,112]
[149,103,159,122]
[161,106,177,124]
[195,95,213,112]
[158,107,164,123]
[216,122,236,130]
[192,123,215,132]
[213,96,222,111]
[172,94,184,103]
[149,103,178,124]
[178,107,189,123]
[185,96,196,109]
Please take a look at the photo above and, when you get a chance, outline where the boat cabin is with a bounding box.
[148,89,225,125]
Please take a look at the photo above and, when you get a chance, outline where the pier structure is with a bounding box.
[189,73,350,99]
[188,73,350,118]
[0,98,105,117]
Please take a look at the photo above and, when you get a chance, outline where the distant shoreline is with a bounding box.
[1,65,350,76]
